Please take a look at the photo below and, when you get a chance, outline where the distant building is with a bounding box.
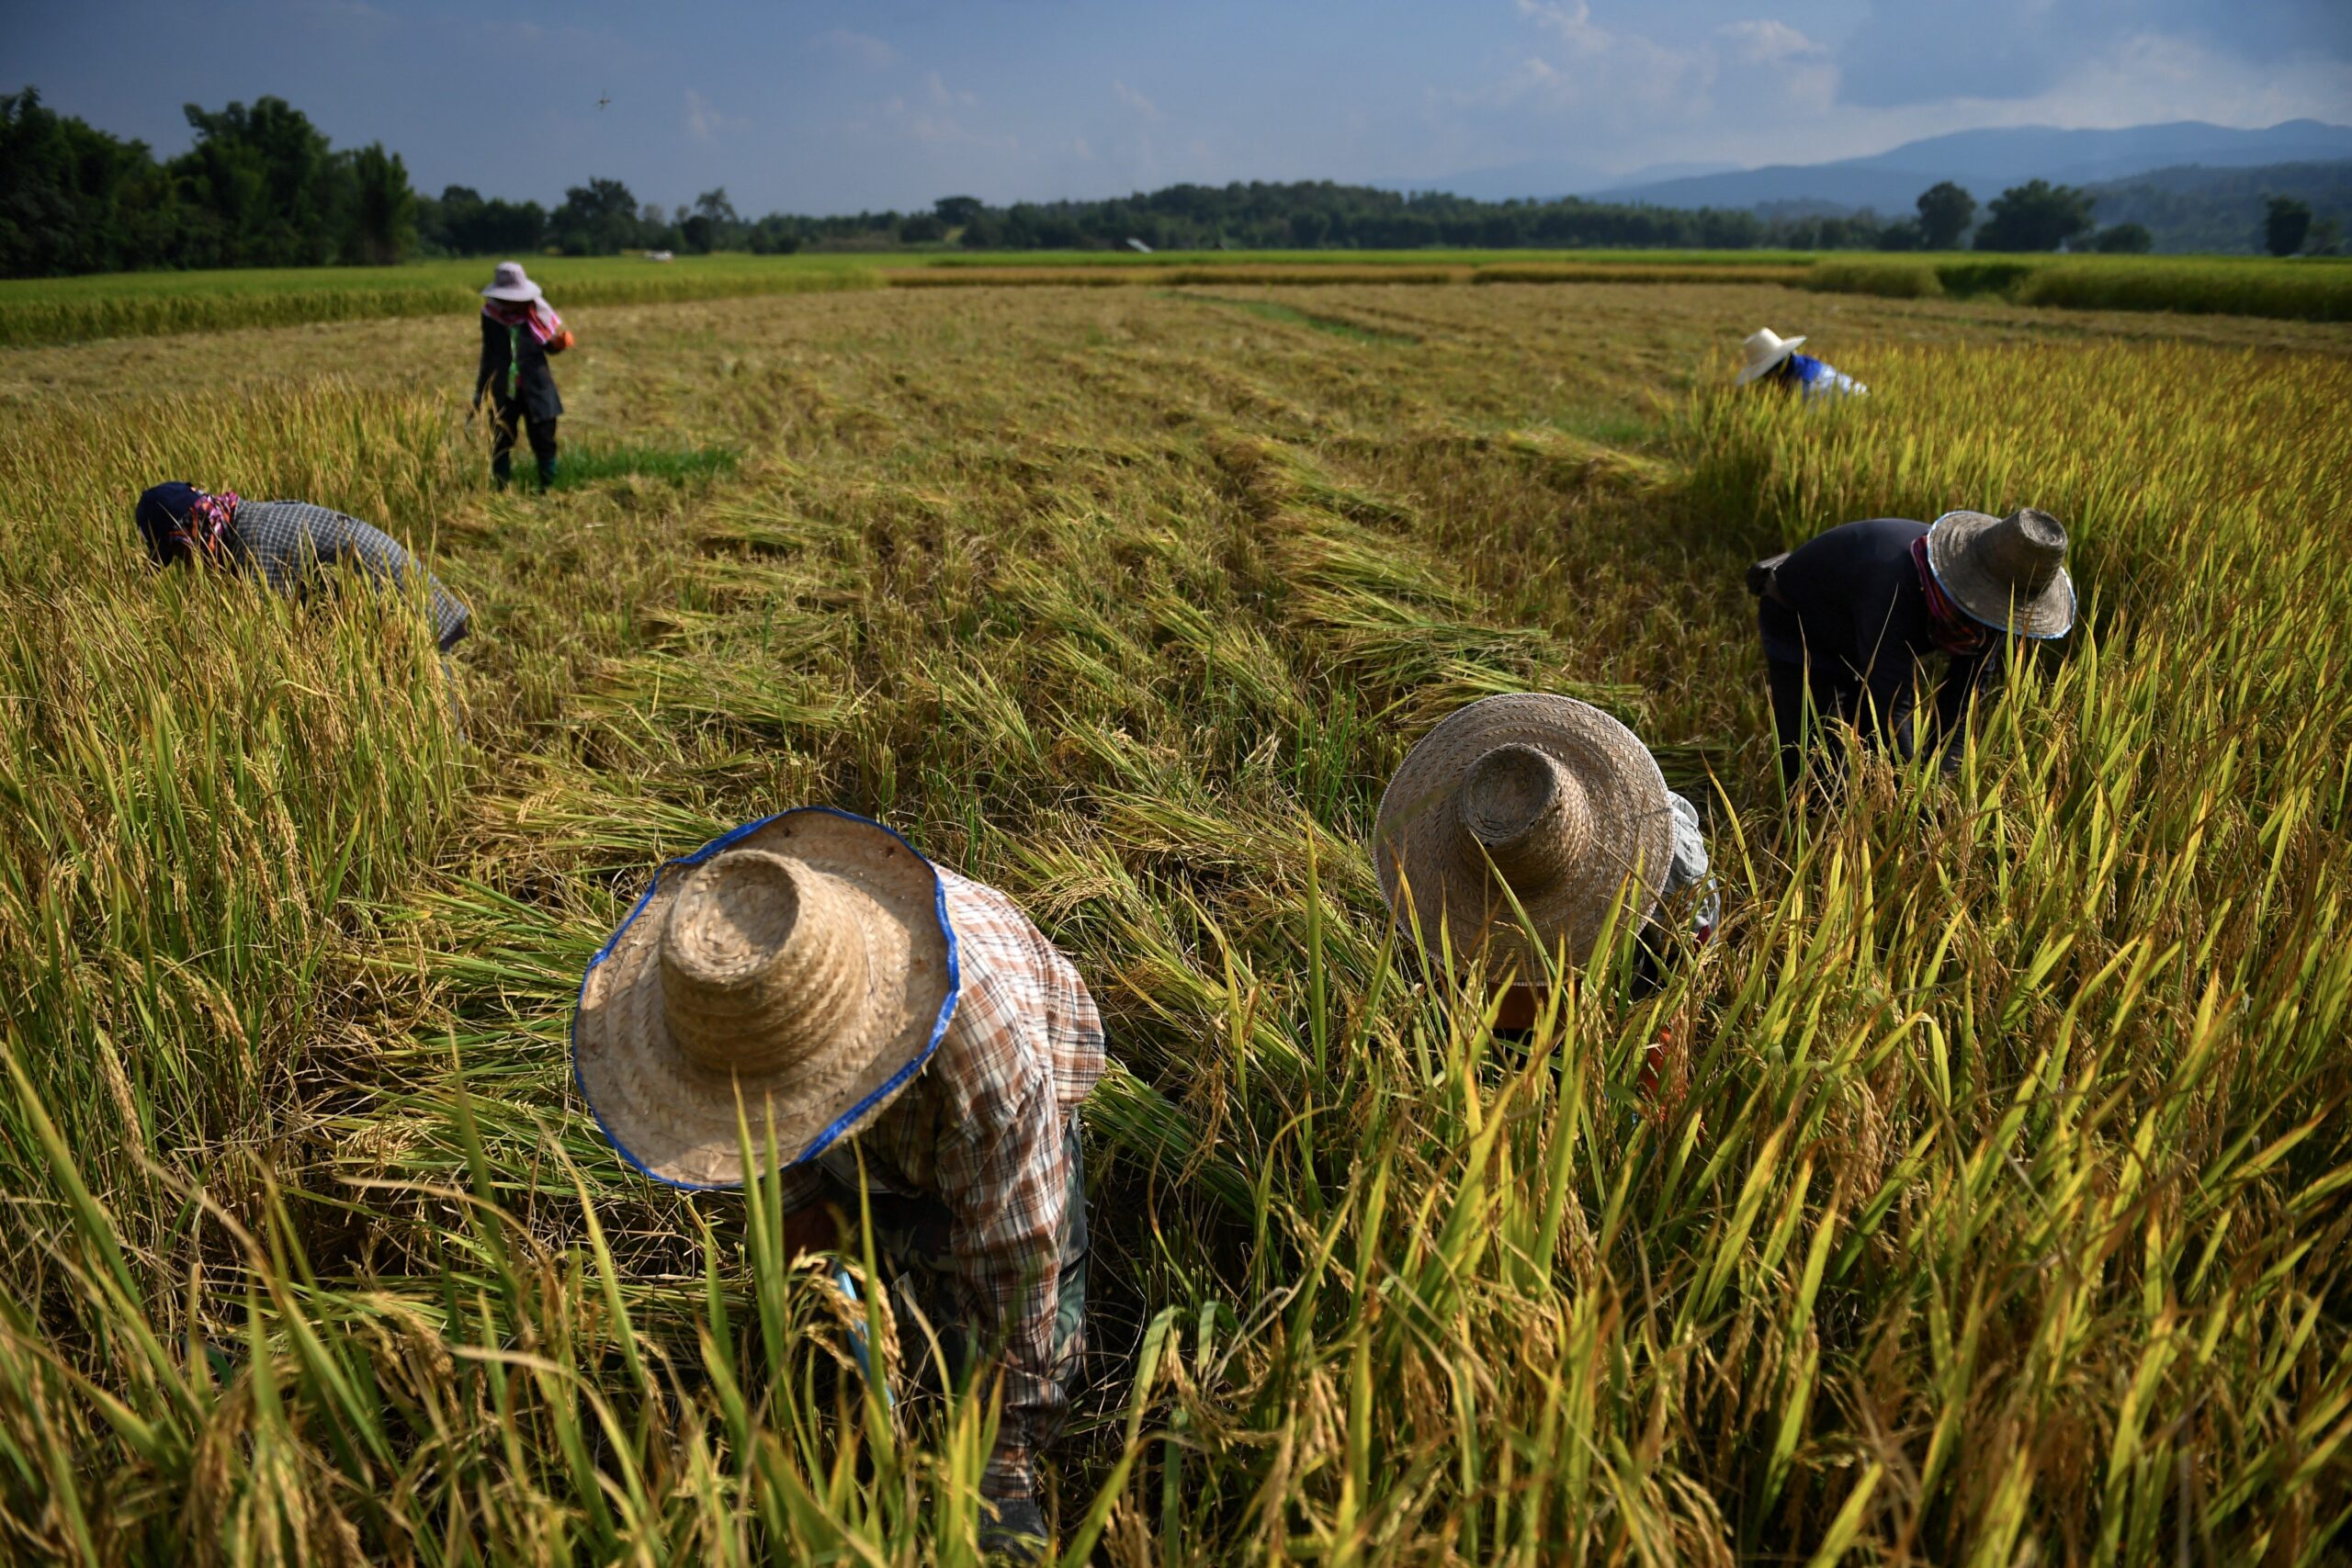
[644,250,675,263]
[1125,238,1153,254]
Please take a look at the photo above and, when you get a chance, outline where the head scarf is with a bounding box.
[1911,533,1993,657]
[482,296,565,344]
[135,482,239,565]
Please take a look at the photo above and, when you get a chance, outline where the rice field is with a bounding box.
[6,250,2344,349]
[0,276,2347,1563]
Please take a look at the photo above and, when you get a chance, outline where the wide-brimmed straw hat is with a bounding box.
[1926,508,2075,639]
[1372,694,1676,978]
[573,808,959,1190]
[1735,327,1806,384]
[481,261,544,302]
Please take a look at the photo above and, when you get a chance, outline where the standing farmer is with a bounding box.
[573,807,1103,1562]
[1751,509,2074,792]
[133,481,470,651]
[474,261,571,489]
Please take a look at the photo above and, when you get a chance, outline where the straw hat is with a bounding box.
[573,808,958,1189]
[1372,694,1676,978]
[1926,508,2075,639]
[482,261,545,302]
[1736,327,1805,385]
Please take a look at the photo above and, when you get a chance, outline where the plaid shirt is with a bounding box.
[230,501,471,651]
[778,867,1106,1497]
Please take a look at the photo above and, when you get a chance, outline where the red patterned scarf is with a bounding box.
[176,489,240,560]
[482,297,564,344]
[1912,533,1991,656]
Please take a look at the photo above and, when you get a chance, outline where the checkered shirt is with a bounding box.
[779,867,1106,1498]
[230,501,471,651]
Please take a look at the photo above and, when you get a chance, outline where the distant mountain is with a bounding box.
[2082,160,2352,254]
[1592,120,2352,216]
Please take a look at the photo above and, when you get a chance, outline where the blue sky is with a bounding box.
[6,0,2348,213]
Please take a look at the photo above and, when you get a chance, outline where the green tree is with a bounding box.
[172,96,344,267]
[2263,195,2312,256]
[1874,218,1923,251]
[0,87,185,275]
[1915,181,1976,250]
[933,195,985,229]
[549,177,642,254]
[1974,179,2095,252]
[2090,222,2153,254]
[344,143,415,264]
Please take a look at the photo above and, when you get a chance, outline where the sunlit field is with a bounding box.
[5,249,2346,348]
[0,277,2346,1563]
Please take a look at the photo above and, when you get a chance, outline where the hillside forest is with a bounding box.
[2,86,2346,277]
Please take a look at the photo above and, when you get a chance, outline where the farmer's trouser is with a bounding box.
[490,400,559,486]
[1766,653,1864,794]
[842,1123,1089,1414]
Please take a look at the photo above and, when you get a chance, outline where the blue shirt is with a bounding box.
[1782,352,1867,400]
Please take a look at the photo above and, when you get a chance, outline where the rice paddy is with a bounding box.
[6,250,2344,349]
[0,276,2346,1563]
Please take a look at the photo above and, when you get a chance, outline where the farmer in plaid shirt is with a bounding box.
[573,807,1104,1561]
[133,482,471,651]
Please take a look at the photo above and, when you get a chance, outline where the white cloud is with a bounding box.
[1476,9,1829,118]
[1714,19,1825,66]
[684,88,747,143]
[927,71,978,108]
[1113,79,1162,120]
[812,27,897,70]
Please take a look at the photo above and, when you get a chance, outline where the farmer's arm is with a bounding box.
[474,316,499,406]
[316,515,472,650]
[1926,647,2002,768]
[937,1052,1069,1503]
[776,1167,837,1258]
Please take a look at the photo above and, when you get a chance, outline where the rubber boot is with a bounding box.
[492,452,513,490]
[537,457,558,491]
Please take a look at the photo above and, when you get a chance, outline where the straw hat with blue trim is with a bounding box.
[574,808,958,1189]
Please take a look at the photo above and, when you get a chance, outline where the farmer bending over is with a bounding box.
[474,261,571,489]
[1736,326,1866,400]
[574,807,1102,1562]
[1371,694,1717,1074]
[133,482,471,652]
[1749,509,2074,794]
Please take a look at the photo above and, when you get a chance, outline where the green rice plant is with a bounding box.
[543,441,742,491]
[1803,253,2352,321]
[1800,257,1945,299]
[2016,258,2352,321]
[0,255,888,349]
[1475,264,1811,287]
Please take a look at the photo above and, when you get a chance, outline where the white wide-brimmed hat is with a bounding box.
[481,261,545,302]
[1735,327,1806,384]
[1926,508,2075,639]
[573,808,959,1189]
[1372,694,1677,978]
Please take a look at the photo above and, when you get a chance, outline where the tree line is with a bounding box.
[2,85,2336,278]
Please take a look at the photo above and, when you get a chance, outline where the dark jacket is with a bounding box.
[475,314,563,422]
[1758,516,1998,754]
